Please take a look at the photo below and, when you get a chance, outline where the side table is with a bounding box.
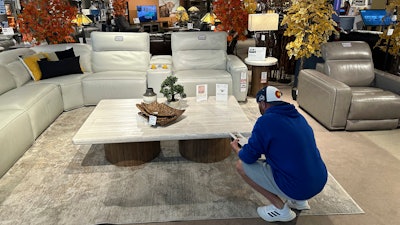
[245,57,278,97]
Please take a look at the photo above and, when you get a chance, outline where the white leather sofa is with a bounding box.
[171,32,248,102]
[0,48,64,177]
[0,32,151,177]
[0,31,250,177]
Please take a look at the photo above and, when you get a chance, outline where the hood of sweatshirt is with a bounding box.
[265,102,300,118]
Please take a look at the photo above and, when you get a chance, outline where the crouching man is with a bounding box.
[231,86,327,222]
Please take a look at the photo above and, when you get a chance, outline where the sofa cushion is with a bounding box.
[0,66,16,95]
[0,109,34,178]
[348,90,400,120]
[18,53,48,81]
[38,56,83,79]
[82,71,147,105]
[322,41,375,87]
[91,51,150,72]
[324,60,375,86]
[0,83,63,138]
[35,74,87,111]
[0,48,35,86]
[171,32,228,71]
[172,50,227,71]
[91,32,150,52]
[55,47,75,59]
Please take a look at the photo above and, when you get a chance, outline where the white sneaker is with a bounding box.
[287,200,311,210]
[257,203,296,222]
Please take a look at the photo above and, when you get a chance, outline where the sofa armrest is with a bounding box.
[297,69,352,130]
[374,69,400,95]
[227,55,248,102]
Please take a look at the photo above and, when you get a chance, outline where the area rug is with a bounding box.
[0,106,363,225]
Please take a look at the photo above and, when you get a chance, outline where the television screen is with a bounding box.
[339,16,355,31]
[359,9,393,26]
[137,5,157,22]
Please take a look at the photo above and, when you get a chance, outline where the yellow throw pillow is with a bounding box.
[18,53,48,81]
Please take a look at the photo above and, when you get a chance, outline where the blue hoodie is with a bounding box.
[238,102,327,200]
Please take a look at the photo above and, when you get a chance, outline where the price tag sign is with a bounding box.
[149,115,157,126]
[240,71,247,92]
[2,27,14,35]
[248,47,266,61]
[387,28,394,36]
[261,72,267,83]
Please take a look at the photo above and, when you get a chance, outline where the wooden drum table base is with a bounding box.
[104,141,161,166]
[179,138,231,163]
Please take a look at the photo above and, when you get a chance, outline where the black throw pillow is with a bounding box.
[38,56,83,79]
[55,48,75,60]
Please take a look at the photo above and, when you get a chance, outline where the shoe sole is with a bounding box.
[288,205,311,210]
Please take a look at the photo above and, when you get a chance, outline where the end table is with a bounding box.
[245,57,278,97]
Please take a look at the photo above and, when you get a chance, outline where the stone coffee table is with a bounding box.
[72,96,253,166]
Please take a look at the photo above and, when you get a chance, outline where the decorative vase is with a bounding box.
[143,88,157,104]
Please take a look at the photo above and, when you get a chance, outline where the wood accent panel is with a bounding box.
[179,138,231,163]
[104,142,161,166]
[250,66,269,97]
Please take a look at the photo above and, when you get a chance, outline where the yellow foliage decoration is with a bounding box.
[281,0,338,60]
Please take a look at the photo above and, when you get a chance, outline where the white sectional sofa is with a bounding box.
[0,31,248,177]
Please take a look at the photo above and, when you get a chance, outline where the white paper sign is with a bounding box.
[2,27,14,35]
[149,115,157,126]
[387,28,394,36]
[248,47,266,61]
[240,72,247,92]
[216,84,228,101]
[196,84,208,102]
[261,72,267,83]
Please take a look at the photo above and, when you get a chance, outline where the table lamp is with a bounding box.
[72,0,93,43]
[248,13,279,57]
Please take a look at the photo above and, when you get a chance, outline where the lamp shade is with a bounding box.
[72,13,93,26]
[201,12,217,24]
[248,13,279,31]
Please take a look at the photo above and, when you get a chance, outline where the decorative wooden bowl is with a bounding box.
[136,101,185,126]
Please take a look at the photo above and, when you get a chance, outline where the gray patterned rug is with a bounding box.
[0,105,364,225]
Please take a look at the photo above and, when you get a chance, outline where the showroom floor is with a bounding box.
[136,39,400,225]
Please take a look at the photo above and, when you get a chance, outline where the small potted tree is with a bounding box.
[160,76,186,108]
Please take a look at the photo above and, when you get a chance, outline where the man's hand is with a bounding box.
[230,139,241,155]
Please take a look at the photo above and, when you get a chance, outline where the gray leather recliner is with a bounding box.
[297,41,400,131]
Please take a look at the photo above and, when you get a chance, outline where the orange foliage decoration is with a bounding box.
[18,0,77,45]
[213,0,249,41]
[112,0,127,16]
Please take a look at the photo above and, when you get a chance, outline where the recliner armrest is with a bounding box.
[297,69,352,130]
[227,55,248,102]
[374,69,400,95]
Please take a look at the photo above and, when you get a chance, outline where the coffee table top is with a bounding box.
[72,96,253,145]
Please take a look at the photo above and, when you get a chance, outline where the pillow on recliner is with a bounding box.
[38,56,83,79]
